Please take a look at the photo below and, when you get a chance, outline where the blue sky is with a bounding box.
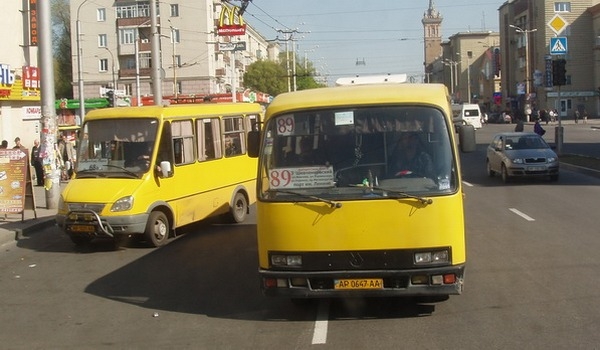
[242,0,503,84]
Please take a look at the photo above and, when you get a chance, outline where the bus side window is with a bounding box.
[156,123,174,174]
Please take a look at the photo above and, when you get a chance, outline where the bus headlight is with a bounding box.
[414,250,449,265]
[271,254,302,267]
[111,196,134,212]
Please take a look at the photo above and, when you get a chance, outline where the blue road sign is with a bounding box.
[550,37,567,55]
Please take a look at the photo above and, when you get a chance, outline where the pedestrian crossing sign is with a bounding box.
[550,37,567,55]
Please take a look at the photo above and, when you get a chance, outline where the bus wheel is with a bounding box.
[144,211,170,247]
[227,192,248,223]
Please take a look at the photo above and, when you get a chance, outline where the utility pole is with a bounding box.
[150,0,162,105]
[38,0,60,208]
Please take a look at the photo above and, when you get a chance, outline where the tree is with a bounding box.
[51,0,73,99]
[243,60,288,96]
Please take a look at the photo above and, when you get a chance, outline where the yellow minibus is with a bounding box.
[57,102,262,247]
[248,81,475,299]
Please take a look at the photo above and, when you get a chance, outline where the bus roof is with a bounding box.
[265,83,451,120]
[83,102,263,121]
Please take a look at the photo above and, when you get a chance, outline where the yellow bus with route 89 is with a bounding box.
[248,79,475,300]
[56,102,262,247]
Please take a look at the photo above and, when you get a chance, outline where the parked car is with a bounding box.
[486,132,559,183]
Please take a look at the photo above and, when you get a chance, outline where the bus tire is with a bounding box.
[227,192,248,223]
[144,211,170,247]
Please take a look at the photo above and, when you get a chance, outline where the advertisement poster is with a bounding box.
[0,149,29,213]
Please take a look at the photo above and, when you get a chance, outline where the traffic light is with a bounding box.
[552,59,567,86]
[106,90,114,107]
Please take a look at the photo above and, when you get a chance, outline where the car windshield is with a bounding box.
[75,118,159,178]
[258,105,457,201]
[504,135,548,150]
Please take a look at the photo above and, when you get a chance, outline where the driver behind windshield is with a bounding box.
[390,132,433,178]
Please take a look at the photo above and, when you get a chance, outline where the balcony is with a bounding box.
[119,67,152,78]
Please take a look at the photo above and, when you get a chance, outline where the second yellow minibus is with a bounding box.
[57,102,262,247]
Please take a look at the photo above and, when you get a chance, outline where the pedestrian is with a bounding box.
[31,139,44,186]
[583,110,588,124]
[57,134,76,180]
[514,119,524,132]
[0,140,7,149]
[534,119,546,136]
[574,110,580,124]
[13,137,25,149]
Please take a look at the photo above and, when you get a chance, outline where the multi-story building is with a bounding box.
[499,0,599,120]
[0,0,41,148]
[423,2,501,111]
[70,0,278,116]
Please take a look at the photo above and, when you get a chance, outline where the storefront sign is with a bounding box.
[217,5,246,36]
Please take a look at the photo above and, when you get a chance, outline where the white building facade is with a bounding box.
[70,0,277,112]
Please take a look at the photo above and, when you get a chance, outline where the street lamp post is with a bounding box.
[103,47,116,91]
[510,24,537,122]
[76,0,91,120]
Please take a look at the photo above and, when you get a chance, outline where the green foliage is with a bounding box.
[243,60,288,96]
[51,0,73,98]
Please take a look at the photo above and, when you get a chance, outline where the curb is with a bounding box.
[13,217,57,240]
[560,162,600,179]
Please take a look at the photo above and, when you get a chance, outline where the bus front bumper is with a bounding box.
[56,210,149,239]
[259,265,464,298]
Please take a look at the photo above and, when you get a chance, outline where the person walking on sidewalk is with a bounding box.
[31,139,44,186]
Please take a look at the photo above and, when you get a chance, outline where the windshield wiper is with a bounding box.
[371,186,433,205]
[271,189,342,208]
[102,164,141,179]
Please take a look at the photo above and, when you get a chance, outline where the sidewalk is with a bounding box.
[0,183,63,247]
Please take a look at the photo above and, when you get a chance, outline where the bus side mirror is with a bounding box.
[159,161,172,178]
[458,124,476,153]
[247,131,260,158]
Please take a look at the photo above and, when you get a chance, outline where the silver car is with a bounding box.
[486,132,559,182]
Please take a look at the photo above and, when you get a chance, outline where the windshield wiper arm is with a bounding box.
[103,164,141,179]
[272,189,342,208]
[371,186,433,205]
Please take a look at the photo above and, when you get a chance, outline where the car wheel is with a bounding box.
[144,211,170,247]
[501,164,510,183]
[226,191,248,223]
[486,160,494,177]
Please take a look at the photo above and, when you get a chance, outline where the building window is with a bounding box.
[124,84,132,96]
[99,59,109,72]
[554,2,571,12]
[97,8,106,21]
[171,29,180,43]
[119,29,135,45]
[125,57,136,70]
[98,34,107,48]
[170,4,179,17]
[116,4,150,19]
[174,55,181,67]
[139,53,151,69]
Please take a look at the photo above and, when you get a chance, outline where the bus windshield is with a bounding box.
[259,106,456,201]
[75,118,159,177]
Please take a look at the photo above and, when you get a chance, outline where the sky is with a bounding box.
[240,0,503,85]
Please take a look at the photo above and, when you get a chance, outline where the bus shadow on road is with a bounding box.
[82,221,439,321]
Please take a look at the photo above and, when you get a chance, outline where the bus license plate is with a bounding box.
[334,278,383,290]
[69,224,95,233]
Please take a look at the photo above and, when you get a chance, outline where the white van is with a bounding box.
[459,104,483,129]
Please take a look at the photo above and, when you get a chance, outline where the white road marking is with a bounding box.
[312,299,330,344]
[509,208,535,221]
[462,181,474,187]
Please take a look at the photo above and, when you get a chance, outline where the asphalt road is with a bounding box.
[1,122,599,349]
